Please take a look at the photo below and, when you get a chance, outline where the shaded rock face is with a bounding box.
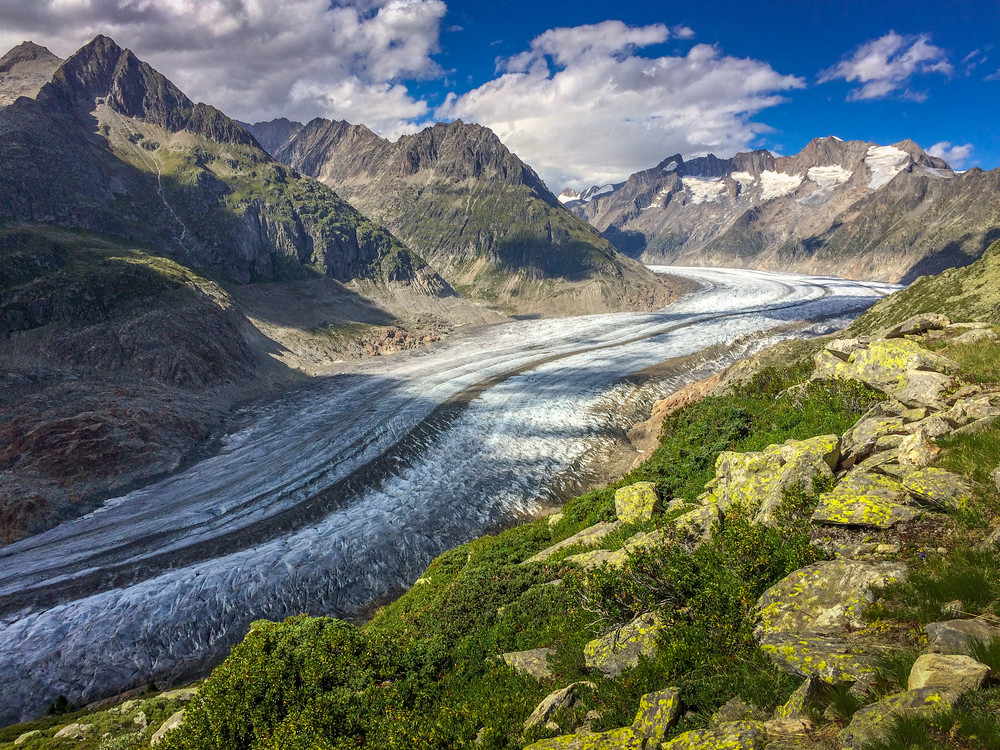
[0,36,439,291]
[246,117,675,315]
[573,136,1000,285]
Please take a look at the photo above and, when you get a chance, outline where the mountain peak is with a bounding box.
[0,40,63,105]
[0,41,60,72]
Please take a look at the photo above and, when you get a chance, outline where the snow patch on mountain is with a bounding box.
[760,170,803,200]
[558,189,580,205]
[807,165,853,189]
[731,171,756,188]
[865,145,910,190]
[683,177,727,205]
[663,161,678,173]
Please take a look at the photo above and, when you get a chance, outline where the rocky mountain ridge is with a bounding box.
[0,41,61,106]
[247,117,679,314]
[572,137,1000,283]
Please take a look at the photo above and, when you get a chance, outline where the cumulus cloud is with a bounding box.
[820,31,952,101]
[927,141,974,167]
[438,21,804,189]
[0,0,446,135]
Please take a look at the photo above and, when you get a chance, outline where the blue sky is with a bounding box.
[1,0,997,189]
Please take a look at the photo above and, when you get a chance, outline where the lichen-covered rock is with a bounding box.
[709,435,839,525]
[565,548,623,571]
[762,717,812,739]
[661,720,765,749]
[924,619,1000,656]
[502,648,556,679]
[631,688,681,743]
[524,728,644,750]
[675,503,720,541]
[710,697,758,727]
[160,687,199,701]
[584,613,665,677]
[882,313,951,338]
[773,678,817,720]
[894,370,954,410]
[524,682,594,730]
[812,338,957,398]
[615,482,661,524]
[901,468,973,512]
[837,688,959,749]
[13,730,41,745]
[841,417,906,465]
[757,633,873,683]
[524,522,622,564]
[756,560,906,638]
[907,653,990,693]
[811,490,921,529]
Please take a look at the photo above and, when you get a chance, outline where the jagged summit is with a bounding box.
[37,35,258,147]
[0,40,62,105]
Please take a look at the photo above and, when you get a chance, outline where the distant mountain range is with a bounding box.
[244,118,674,314]
[567,137,1000,283]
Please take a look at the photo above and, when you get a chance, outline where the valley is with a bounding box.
[0,267,895,724]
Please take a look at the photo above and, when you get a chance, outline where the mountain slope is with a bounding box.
[575,137,1000,283]
[0,35,443,290]
[249,117,680,314]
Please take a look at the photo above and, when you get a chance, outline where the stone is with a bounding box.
[524,682,594,730]
[13,730,41,745]
[661,720,765,749]
[524,522,622,564]
[837,688,960,749]
[548,513,564,527]
[901,468,973,512]
[757,632,873,683]
[945,396,1000,427]
[953,329,998,345]
[951,416,1000,437]
[907,653,990,693]
[151,710,186,745]
[940,600,964,618]
[502,648,556,679]
[615,482,661,524]
[666,498,691,512]
[812,338,957,395]
[904,415,953,439]
[710,435,839,525]
[160,686,200,701]
[54,723,92,739]
[924,619,1000,656]
[710,697,757,726]
[674,503,719,541]
[565,549,623,571]
[983,526,1000,550]
[525,728,644,750]
[773,678,816,719]
[545,721,560,732]
[584,613,665,677]
[133,710,148,730]
[897,430,941,467]
[894,370,955,410]
[812,477,920,529]
[841,418,906,463]
[631,688,682,743]
[882,314,951,338]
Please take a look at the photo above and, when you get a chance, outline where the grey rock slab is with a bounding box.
[757,632,874,683]
[524,521,622,564]
[924,619,1000,656]
[662,721,766,750]
[901,468,974,512]
[584,612,665,677]
[54,723,92,739]
[894,370,954,410]
[907,653,990,693]
[838,688,960,749]
[13,731,41,745]
[524,682,594,730]
[501,648,556,679]
[882,314,951,338]
[631,687,682,743]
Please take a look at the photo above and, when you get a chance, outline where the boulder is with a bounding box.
[584,613,665,677]
[757,633,873,683]
[882,314,951,338]
[13,731,41,745]
[894,370,954,410]
[811,491,921,529]
[945,396,1000,427]
[709,697,758,726]
[524,682,594,730]
[897,430,941,467]
[661,720,765,749]
[615,482,661,524]
[502,648,556,679]
[924,619,1000,656]
[54,723,91,739]
[151,710,186,745]
[907,653,990,693]
[565,548,622,571]
[773,678,817,720]
[901,468,973,512]
[841,417,906,464]
[837,688,960,749]
[631,688,682,743]
[674,503,719,541]
[161,687,199,702]
[524,522,622,564]
[762,717,812,739]
[525,727,644,750]
[953,329,998,345]
[709,435,839,525]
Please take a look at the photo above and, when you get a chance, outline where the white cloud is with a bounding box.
[438,21,804,189]
[820,31,952,101]
[927,141,974,167]
[0,0,446,135]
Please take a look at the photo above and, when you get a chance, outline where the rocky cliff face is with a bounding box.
[0,41,61,105]
[574,137,1000,283]
[247,118,678,314]
[0,35,443,290]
